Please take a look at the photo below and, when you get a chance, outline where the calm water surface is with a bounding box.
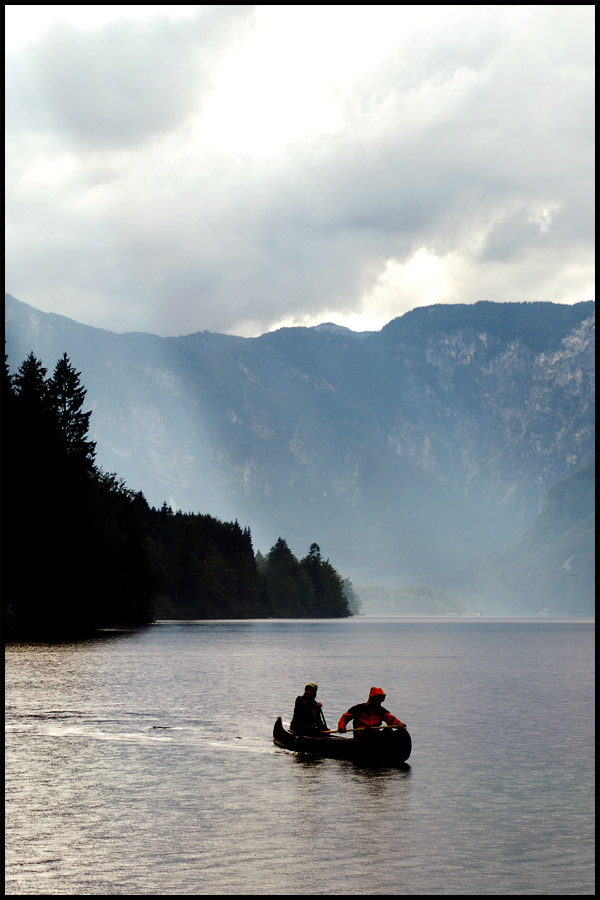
[5,618,595,895]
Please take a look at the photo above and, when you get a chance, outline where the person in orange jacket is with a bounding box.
[337,687,405,737]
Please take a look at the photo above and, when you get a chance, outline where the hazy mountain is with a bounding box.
[451,460,595,615]
[4,294,594,613]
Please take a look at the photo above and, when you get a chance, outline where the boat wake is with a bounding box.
[5,710,277,753]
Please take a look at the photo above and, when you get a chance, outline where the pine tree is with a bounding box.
[300,543,351,617]
[6,353,57,634]
[12,352,50,431]
[47,353,96,471]
[12,351,48,401]
[266,537,299,576]
[11,352,57,484]
[3,349,14,409]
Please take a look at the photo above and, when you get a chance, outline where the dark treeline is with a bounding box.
[2,351,352,639]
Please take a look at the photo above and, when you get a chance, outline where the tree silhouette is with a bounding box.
[3,350,355,639]
[47,353,96,470]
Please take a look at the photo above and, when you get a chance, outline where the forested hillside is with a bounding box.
[5,296,594,613]
[2,351,351,640]
[6,296,593,594]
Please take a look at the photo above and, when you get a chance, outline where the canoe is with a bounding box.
[273,716,411,764]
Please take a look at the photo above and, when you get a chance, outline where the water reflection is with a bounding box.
[5,618,594,896]
[350,761,411,776]
[291,753,410,776]
[291,754,329,769]
[288,752,412,805]
[8,626,151,651]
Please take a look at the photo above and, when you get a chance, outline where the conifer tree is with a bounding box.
[267,537,299,575]
[3,349,354,636]
[300,543,351,617]
[11,352,56,482]
[12,352,49,425]
[47,353,96,471]
[3,349,14,408]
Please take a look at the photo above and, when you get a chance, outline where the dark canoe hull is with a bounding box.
[273,717,411,764]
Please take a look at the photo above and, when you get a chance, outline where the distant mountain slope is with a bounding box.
[4,294,595,612]
[452,460,595,615]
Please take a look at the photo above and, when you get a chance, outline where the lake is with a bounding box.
[5,617,595,895]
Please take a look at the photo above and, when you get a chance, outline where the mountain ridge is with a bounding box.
[5,293,594,613]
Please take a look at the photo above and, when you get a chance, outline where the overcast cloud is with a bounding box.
[5,5,595,337]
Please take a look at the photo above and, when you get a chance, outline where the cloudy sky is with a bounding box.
[5,5,595,338]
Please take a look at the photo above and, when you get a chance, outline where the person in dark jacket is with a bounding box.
[290,682,328,733]
[337,686,405,737]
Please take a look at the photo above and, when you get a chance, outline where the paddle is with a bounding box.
[321,724,405,734]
